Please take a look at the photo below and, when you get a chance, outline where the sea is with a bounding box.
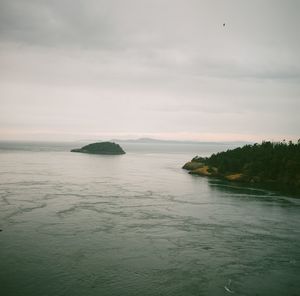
[0,141,299,296]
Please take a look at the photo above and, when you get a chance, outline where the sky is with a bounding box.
[0,0,299,142]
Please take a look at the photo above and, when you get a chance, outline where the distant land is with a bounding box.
[109,138,252,145]
[183,141,300,195]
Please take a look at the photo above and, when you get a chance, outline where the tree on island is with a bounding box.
[71,142,125,155]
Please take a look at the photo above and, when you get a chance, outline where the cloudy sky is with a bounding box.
[0,0,299,142]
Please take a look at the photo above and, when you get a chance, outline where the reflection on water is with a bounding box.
[208,178,300,203]
[0,142,299,296]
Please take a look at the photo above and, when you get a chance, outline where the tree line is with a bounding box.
[192,140,300,194]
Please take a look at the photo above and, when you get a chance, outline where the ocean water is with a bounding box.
[0,141,299,296]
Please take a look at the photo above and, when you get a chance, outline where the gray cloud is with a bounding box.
[0,0,299,141]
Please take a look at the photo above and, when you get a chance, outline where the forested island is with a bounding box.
[71,142,125,155]
[183,141,300,195]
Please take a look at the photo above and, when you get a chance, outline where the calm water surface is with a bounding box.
[0,142,299,296]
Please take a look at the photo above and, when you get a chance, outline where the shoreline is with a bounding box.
[182,161,300,197]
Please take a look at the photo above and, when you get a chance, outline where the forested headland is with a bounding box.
[183,141,300,195]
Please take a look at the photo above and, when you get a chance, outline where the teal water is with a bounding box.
[0,142,299,296]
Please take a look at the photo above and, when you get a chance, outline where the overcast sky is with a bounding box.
[0,0,299,142]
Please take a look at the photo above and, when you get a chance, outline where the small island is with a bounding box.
[71,142,126,155]
[183,141,300,195]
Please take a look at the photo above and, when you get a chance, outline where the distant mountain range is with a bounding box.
[109,138,252,145]
[74,137,252,146]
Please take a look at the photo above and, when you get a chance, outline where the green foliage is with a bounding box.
[72,142,125,155]
[192,156,207,163]
[201,141,300,193]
